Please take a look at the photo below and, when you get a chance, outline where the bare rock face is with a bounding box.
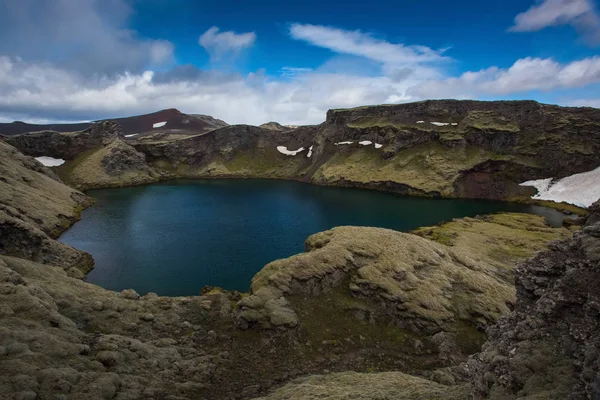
[469,205,600,399]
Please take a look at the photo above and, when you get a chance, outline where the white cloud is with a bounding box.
[565,97,600,107]
[199,26,256,60]
[0,0,175,75]
[289,23,449,66]
[1,54,600,127]
[149,40,176,65]
[280,67,313,77]
[509,0,600,43]
[408,56,600,98]
[0,56,419,126]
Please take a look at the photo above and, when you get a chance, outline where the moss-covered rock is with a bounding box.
[235,222,567,336]
[253,371,471,400]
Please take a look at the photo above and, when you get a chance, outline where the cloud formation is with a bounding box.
[289,24,449,66]
[510,0,600,44]
[409,56,600,98]
[2,54,600,126]
[199,27,257,60]
[0,0,175,75]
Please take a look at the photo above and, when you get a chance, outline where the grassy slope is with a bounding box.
[311,142,535,196]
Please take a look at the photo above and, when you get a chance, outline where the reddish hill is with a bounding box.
[0,109,228,136]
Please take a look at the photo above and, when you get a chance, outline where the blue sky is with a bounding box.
[0,0,599,124]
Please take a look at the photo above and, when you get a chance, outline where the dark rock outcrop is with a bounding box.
[4,121,122,160]
[470,204,600,399]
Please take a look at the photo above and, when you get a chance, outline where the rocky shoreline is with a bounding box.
[1,100,599,399]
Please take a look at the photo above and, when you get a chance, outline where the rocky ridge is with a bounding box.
[4,100,600,208]
[0,109,228,137]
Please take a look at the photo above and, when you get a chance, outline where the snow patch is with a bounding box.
[416,121,425,124]
[334,141,353,145]
[125,133,139,138]
[359,140,372,146]
[277,146,305,156]
[35,156,65,167]
[451,123,458,126]
[153,121,167,128]
[520,166,600,208]
[307,146,313,158]
[374,143,383,149]
[431,122,450,126]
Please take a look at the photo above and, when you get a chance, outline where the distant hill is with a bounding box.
[0,109,229,136]
[259,121,296,132]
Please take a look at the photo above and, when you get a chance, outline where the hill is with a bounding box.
[0,108,228,137]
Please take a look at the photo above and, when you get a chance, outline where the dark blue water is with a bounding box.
[60,179,566,296]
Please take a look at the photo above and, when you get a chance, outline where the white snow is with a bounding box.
[431,122,450,126]
[153,121,167,128]
[334,141,354,145]
[451,123,458,126]
[520,166,600,208]
[374,143,383,149]
[125,133,139,138]
[307,146,313,158]
[416,121,425,124]
[277,146,305,156]
[359,140,372,146]
[35,156,65,167]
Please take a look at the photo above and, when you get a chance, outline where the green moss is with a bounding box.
[314,142,529,196]
[460,110,520,132]
[413,213,572,272]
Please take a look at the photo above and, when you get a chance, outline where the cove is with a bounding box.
[60,179,567,296]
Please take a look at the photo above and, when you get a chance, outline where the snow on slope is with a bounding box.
[277,146,305,156]
[35,156,65,167]
[153,121,167,128]
[520,166,600,208]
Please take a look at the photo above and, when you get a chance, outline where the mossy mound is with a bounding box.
[253,371,471,400]
[235,224,552,335]
[413,213,573,273]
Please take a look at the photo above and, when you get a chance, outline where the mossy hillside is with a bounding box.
[347,117,458,131]
[149,146,312,180]
[57,140,159,191]
[0,141,90,236]
[238,226,524,336]
[458,110,520,132]
[413,213,572,275]
[311,142,533,196]
[254,371,472,400]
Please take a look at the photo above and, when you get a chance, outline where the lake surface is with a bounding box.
[60,179,566,296]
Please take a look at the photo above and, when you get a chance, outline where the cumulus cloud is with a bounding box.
[510,0,600,44]
[0,0,175,75]
[408,56,600,98]
[199,27,257,60]
[289,24,450,66]
[0,56,419,125]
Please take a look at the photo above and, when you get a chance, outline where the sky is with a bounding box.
[0,0,599,125]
